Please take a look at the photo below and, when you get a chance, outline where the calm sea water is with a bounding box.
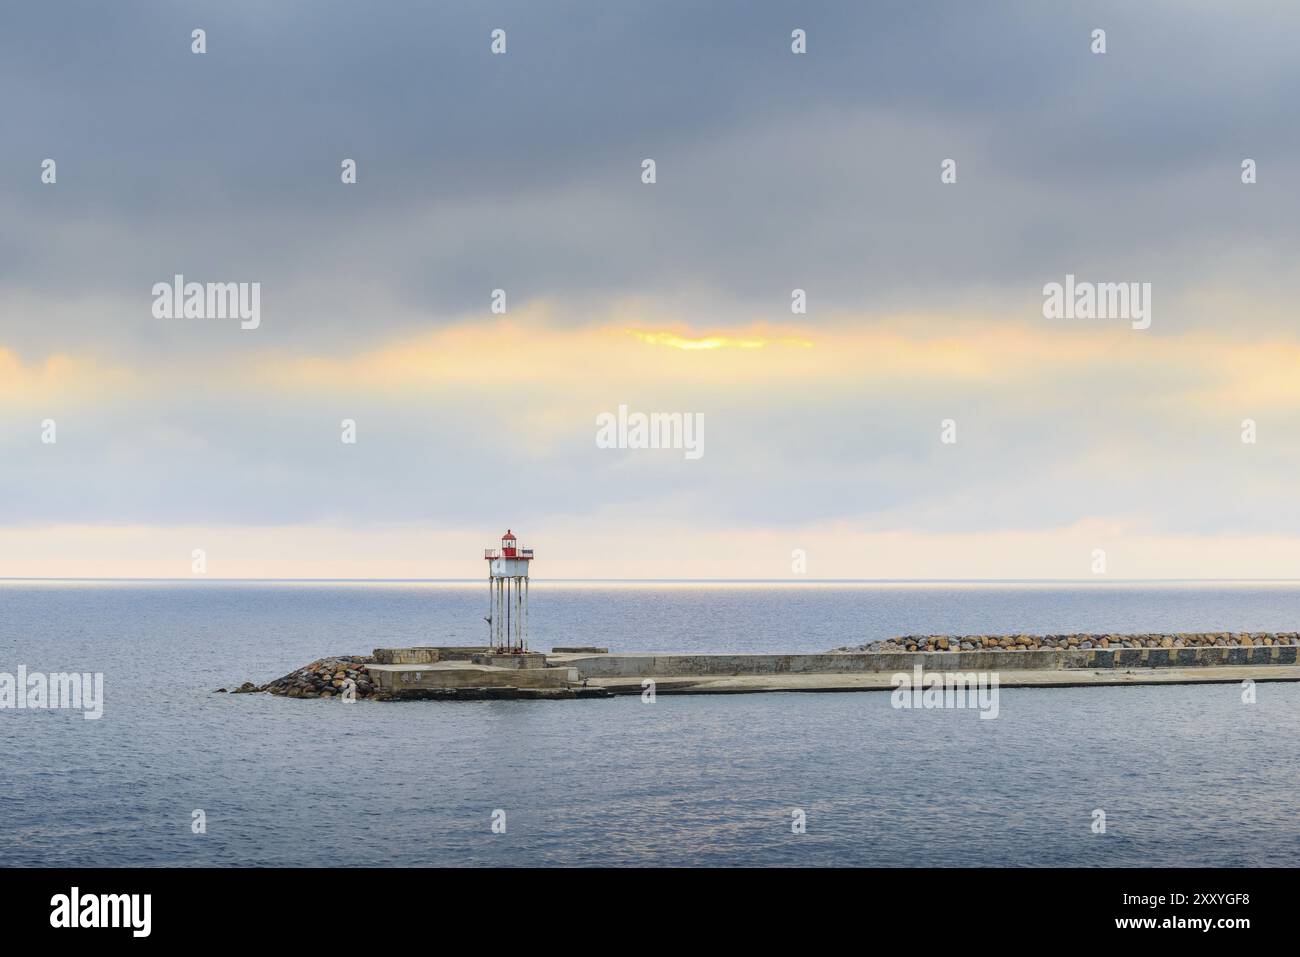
[2,580,1299,867]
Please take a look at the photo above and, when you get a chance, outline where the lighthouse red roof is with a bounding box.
[485,529,532,561]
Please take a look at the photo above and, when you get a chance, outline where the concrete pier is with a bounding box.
[549,643,1300,678]
[244,638,1300,701]
[572,664,1300,695]
[543,645,1300,696]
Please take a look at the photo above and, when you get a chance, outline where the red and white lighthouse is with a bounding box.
[484,529,534,651]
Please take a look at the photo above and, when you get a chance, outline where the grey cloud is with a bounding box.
[4,1,1300,543]
[3,1,1299,361]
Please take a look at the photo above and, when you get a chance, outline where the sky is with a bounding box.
[3,1,1300,579]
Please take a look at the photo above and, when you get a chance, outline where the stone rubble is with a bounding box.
[222,655,379,699]
[830,632,1300,653]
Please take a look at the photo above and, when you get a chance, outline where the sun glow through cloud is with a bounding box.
[629,329,814,350]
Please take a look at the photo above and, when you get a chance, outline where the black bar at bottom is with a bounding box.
[0,867,1286,943]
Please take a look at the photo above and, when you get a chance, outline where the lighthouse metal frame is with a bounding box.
[484,530,533,653]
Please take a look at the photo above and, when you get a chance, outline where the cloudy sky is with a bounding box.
[3,1,1300,579]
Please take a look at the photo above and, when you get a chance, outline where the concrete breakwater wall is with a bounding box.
[839,632,1300,653]
[224,636,1300,702]
[558,643,1300,679]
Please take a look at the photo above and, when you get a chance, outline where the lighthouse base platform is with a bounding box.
[470,651,548,669]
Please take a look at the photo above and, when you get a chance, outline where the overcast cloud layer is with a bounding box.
[3,2,1299,578]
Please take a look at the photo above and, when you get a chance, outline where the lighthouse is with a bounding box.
[484,530,534,652]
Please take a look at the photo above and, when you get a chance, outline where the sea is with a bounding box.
[2,580,1298,867]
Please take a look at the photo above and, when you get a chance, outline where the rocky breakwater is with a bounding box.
[832,632,1300,653]
[222,655,380,699]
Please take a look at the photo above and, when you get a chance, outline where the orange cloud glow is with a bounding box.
[628,329,813,350]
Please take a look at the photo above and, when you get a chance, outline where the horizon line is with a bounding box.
[5,577,1300,585]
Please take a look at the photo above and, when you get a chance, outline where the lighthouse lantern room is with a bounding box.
[483,530,534,652]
